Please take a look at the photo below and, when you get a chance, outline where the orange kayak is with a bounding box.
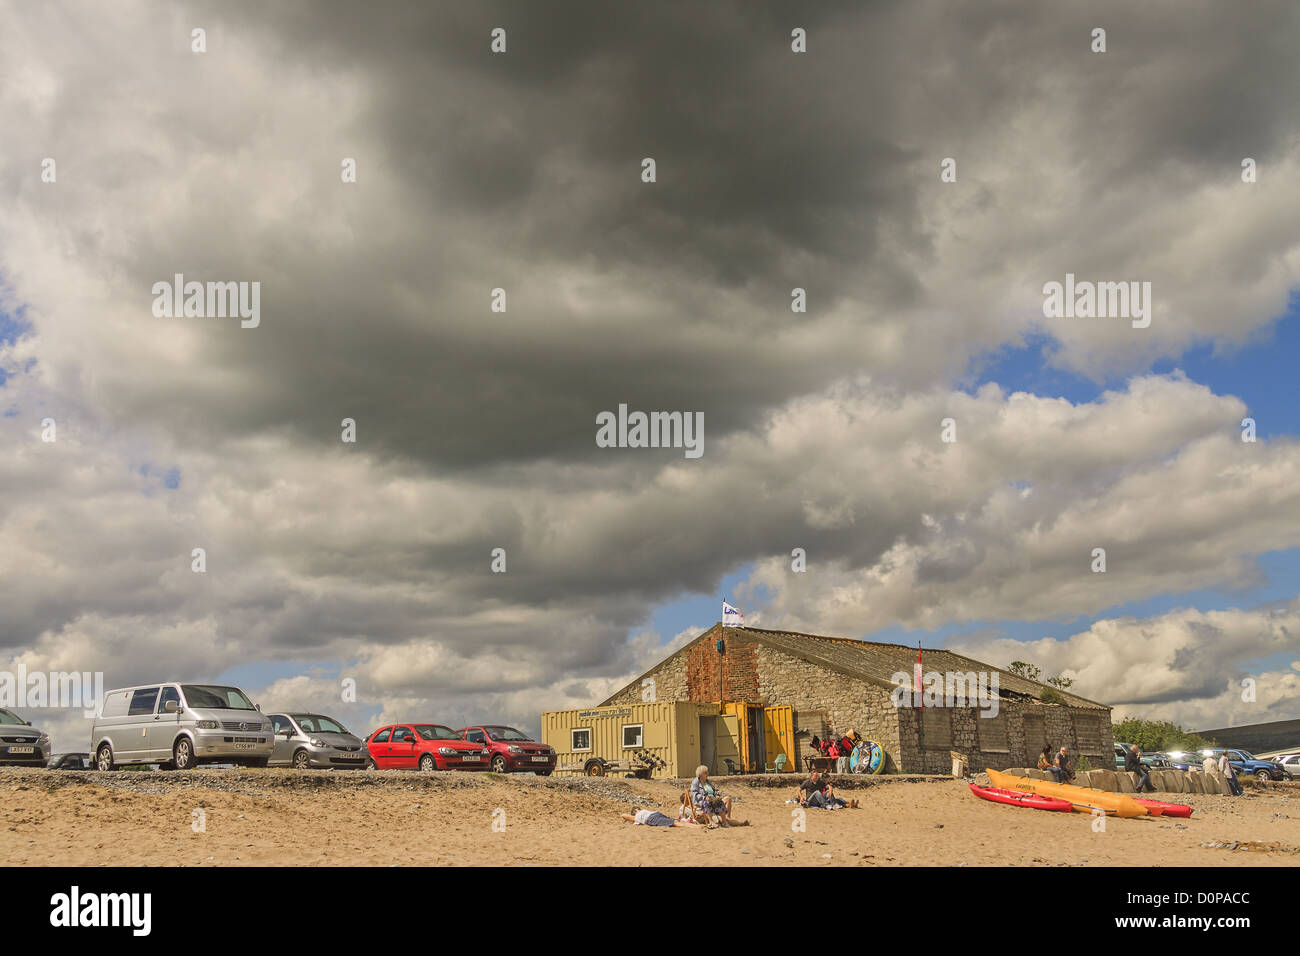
[986,768,1148,818]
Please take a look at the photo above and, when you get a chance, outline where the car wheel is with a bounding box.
[491,755,508,774]
[365,757,377,770]
[95,744,115,771]
[419,753,435,772]
[172,737,195,770]
[1256,770,1271,783]
[292,750,312,770]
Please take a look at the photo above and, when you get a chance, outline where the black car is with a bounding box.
[47,752,92,770]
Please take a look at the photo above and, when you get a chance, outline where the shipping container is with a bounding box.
[542,700,796,777]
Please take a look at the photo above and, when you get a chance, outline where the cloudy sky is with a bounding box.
[2,0,1298,750]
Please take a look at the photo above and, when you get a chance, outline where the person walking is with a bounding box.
[1218,751,1243,796]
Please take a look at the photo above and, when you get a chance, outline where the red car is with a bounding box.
[458,725,556,775]
[365,723,488,771]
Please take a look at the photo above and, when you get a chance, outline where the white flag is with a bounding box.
[722,600,744,627]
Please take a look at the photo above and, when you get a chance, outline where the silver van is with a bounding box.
[266,713,367,769]
[91,683,274,770]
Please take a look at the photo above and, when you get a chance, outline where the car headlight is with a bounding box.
[196,720,219,729]
[311,738,326,748]
[38,734,50,747]
[507,745,522,753]
[438,747,455,755]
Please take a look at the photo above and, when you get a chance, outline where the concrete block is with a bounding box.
[1186,772,1203,794]
[1115,772,1136,793]
[1091,769,1118,792]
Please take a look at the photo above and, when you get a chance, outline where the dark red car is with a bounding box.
[365,723,488,771]
[457,725,556,775]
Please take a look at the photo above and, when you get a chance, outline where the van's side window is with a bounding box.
[157,686,180,713]
[128,688,160,716]
[101,692,131,718]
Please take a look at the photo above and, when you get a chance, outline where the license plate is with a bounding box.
[531,756,548,762]
[461,754,481,760]
[232,743,256,751]
[7,746,34,754]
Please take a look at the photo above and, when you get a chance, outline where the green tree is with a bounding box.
[1008,660,1074,697]
[1111,716,1211,753]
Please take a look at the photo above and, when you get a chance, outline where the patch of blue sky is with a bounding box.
[965,298,1300,440]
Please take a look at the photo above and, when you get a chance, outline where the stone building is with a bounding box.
[602,623,1113,773]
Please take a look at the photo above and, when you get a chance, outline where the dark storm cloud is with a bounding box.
[83,0,1291,470]
[4,1,1300,736]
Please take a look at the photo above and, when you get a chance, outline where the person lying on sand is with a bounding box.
[795,770,858,809]
[621,808,705,828]
[690,765,749,827]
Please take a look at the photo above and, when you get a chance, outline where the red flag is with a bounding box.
[915,643,923,709]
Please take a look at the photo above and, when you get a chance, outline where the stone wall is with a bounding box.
[603,625,1114,775]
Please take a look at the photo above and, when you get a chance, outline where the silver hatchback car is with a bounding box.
[0,708,50,767]
[91,682,275,770]
[267,712,367,769]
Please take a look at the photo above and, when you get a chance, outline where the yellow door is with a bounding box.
[716,714,742,775]
[763,706,795,772]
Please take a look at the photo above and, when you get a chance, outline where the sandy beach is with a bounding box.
[2,768,1297,867]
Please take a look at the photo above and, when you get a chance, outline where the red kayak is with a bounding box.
[969,783,1073,812]
[1133,798,1193,818]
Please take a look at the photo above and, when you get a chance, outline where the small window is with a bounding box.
[372,728,391,743]
[466,730,485,744]
[622,724,643,748]
[271,716,294,735]
[157,686,181,714]
[393,727,415,742]
[101,691,132,718]
[128,688,160,717]
[571,728,592,751]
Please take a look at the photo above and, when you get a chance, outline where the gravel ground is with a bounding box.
[0,766,657,805]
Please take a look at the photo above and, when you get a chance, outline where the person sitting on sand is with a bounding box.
[690,766,748,827]
[795,770,858,810]
[621,807,704,828]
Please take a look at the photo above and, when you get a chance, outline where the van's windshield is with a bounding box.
[181,685,256,710]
